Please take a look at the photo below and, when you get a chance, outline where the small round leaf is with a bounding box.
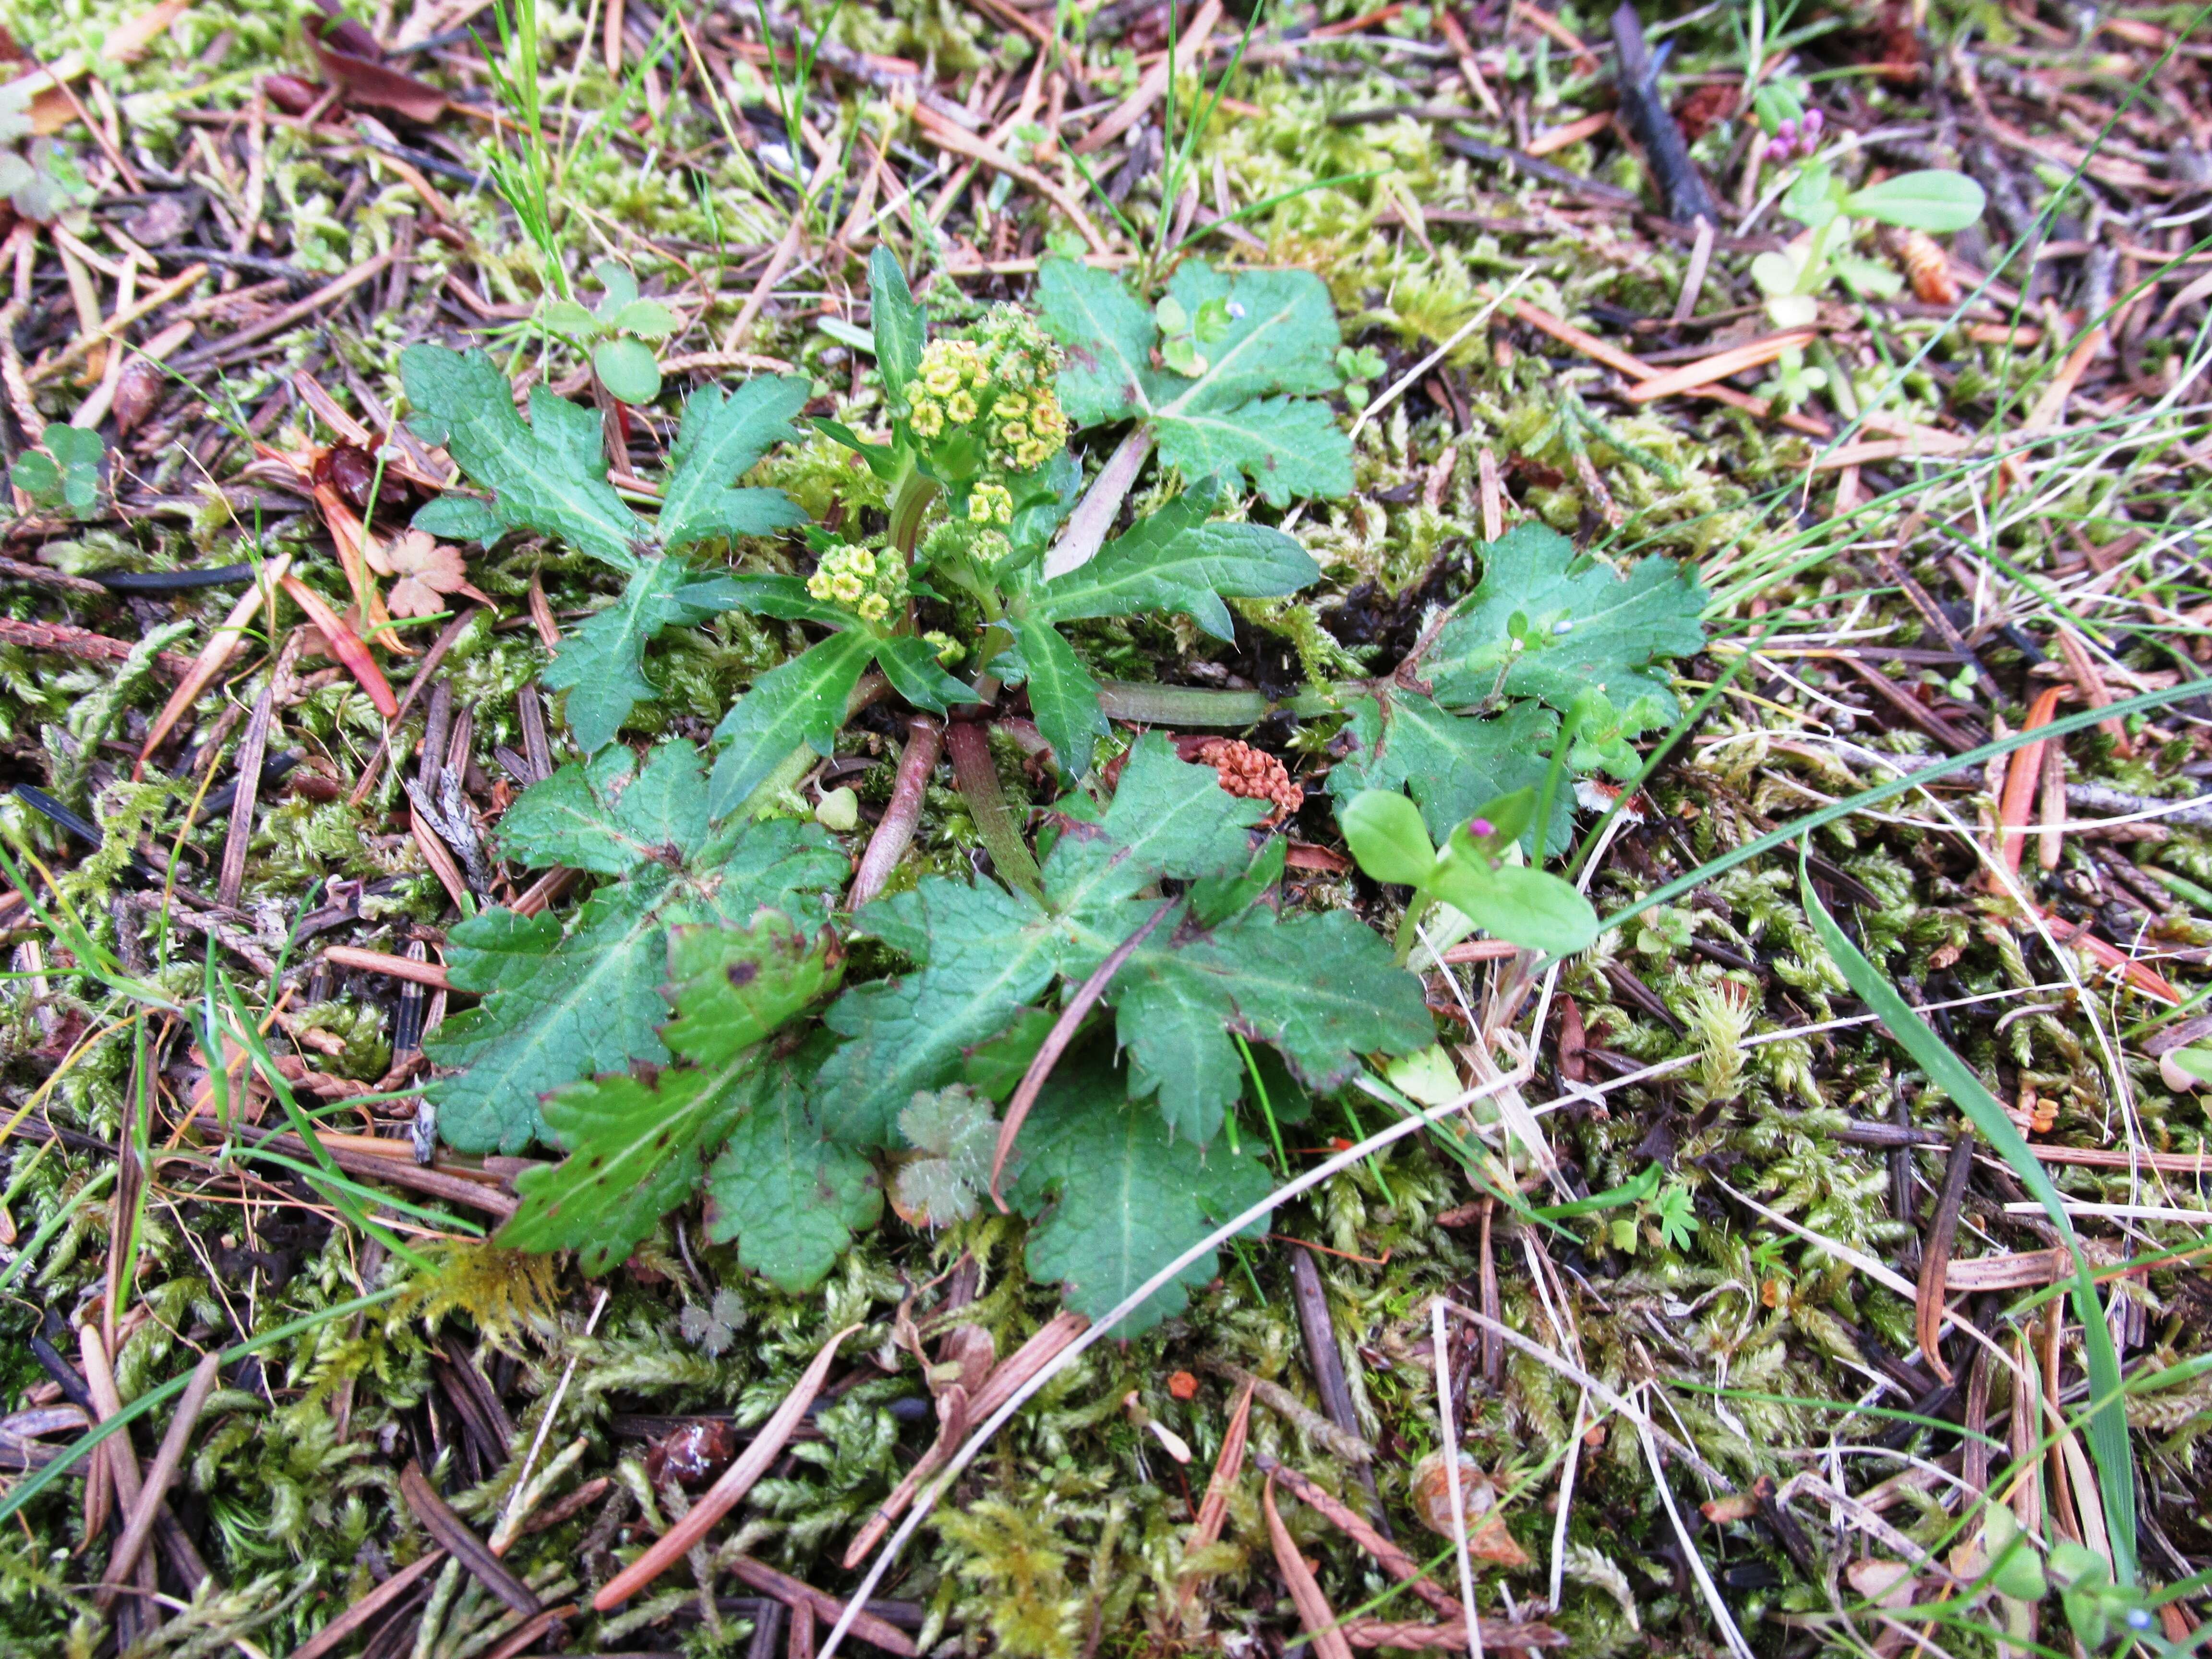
[1841,170,1986,233]
[1339,790,1436,888]
[594,337,662,405]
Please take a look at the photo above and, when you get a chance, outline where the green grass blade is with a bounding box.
[1596,677,2208,942]
[1797,849,2137,1584]
[0,1286,406,1527]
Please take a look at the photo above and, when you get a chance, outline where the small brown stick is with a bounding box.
[0,555,106,595]
[850,716,942,909]
[915,108,1112,253]
[76,1326,158,1619]
[1912,1133,1977,1382]
[844,1311,1087,1567]
[27,262,207,385]
[1264,1471,1356,1659]
[1256,1452,1462,1622]
[97,1350,222,1608]
[1202,1361,1376,1465]
[1175,1376,1254,1611]
[1075,0,1223,154]
[290,1549,449,1659]
[1837,656,1976,754]
[2037,739,2068,872]
[990,896,1176,1205]
[1343,1619,1566,1649]
[730,1556,916,1658]
[1475,446,1503,543]
[400,1460,543,1618]
[165,249,397,374]
[0,615,193,679]
[138,555,292,768]
[216,684,277,909]
[1288,1245,1392,1534]
[347,604,487,808]
[2053,626,2134,756]
[1434,8,1503,117]
[323,946,453,990]
[594,1324,860,1610]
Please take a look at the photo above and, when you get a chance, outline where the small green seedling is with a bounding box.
[1336,344,1386,410]
[1153,290,1234,377]
[1753,164,1985,327]
[1339,785,1599,961]
[539,258,681,404]
[10,424,105,517]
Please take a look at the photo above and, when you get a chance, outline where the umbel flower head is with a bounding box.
[904,307,1070,473]
[806,540,909,625]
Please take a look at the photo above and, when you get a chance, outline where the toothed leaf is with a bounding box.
[1009,1065,1274,1333]
[1427,525,1707,717]
[657,377,813,553]
[541,557,754,752]
[401,344,648,568]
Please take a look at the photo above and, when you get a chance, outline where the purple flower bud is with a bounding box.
[1802,108,1824,136]
[1468,817,1495,838]
[1766,137,1792,164]
[1775,118,1797,141]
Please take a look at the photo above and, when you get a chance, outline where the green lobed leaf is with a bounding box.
[494,911,837,1270]
[499,1058,752,1274]
[542,557,754,752]
[891,1083,1002,1226]
[663,913,842,1068]
[705,1056,883,1293]
[815,876,1061,1147]
[1033,491,1320,640]
[1036,259,1352,505]
[1427,524,1707,719]
[497,739,709,875]
[812,735,1305,1147]
[708,629,880,817]
[400,344,649,568]
[1009,1063,1274,1333]
[427,878,680,1154]
[427,811,846,1153]
[1009,613,1108,779]
[874,633,983,716]
[410,493,505,546]
[869,245,926,403]
[656,377,813,553]
[1114,906,1433,1143]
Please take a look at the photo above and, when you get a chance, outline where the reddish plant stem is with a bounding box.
[850,716,942,909]
[988,895,1178,1207]
[944,719,1044,899]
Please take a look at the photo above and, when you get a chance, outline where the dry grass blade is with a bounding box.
[595,1324,860,1610]
[96,1349,220,1608]
[1263,1471,1355,1659]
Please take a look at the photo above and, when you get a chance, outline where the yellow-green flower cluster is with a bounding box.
[903,309,1070,473]
[968,482,1013,525]
[806,541,907,626]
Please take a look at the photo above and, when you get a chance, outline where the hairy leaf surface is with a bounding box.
[1034,493,1319,641]
[1427,525,1707,716]
[1037,260,1350,504]
[496,916,840,1272]
[709,629,879,816]
[401,345,648,568]
[429,754,844,1153]
[1327,693,1565,851]
[705,1061,883,1292]
[1010,1066,1274,1332]
[657,378,812,553]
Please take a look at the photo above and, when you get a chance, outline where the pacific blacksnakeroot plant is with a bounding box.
[399,252,1708,1328]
